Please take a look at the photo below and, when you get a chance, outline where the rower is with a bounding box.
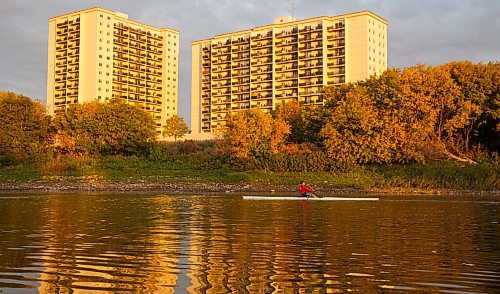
[300,181,318,198]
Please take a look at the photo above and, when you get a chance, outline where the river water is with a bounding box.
[0,193,498,293]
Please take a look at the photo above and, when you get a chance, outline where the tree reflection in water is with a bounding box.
[0,194,498,293]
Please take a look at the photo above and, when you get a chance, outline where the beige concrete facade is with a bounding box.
[47,7,179,132]
[191,11,387,135]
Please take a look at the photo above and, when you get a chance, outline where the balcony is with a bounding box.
[232,87,250,94]
[275,82,298,90]
[231,45,250,53]
[299,70,323,78]
[251,84,272,91]
[232,54,250,61]
[327,59,345,67]
[300,24,323,33]
[211,74,230,81]
[299,42,323,51]
[233,70,250,77]
[251,40,273,48]
[251,66,272,74]
[212,40,231,49]
[232,62,250,70]
[232,37,249,45]
[213,57,231,64]
[300,61,323,69]
[327,41,345,49]
[275,55,298,64]
[275,28,298,37]
[213,49,231,56]
[251,58,273,65]
[251,31,273,41]
[327,22,345,32]
[276,64,299,72]
[251,75,273,83]
[299,79,324,87]
[327,31,345,40]
[299,52,322,61]
[327,49,345,58]
[276,74,298,81]
[251,49,272,56]
[275,46,298,55]
[327,69,345,76]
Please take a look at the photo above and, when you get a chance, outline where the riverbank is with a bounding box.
[0,158,498,194]
[0,178,498,195]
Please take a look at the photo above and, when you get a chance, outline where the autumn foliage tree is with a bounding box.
[321,62,499,164]
[220,61,498,167]
[219,109,290,159]
[51,99,157,156]
[0,92,51,165]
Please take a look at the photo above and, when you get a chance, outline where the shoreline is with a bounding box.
[0,181,498,195]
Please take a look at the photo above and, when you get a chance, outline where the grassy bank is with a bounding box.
[0,156,498,192]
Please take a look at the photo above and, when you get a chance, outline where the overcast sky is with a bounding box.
[0,0,499,122]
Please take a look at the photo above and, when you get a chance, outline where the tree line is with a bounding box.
[219,61,499,170]
[0,93,189,166]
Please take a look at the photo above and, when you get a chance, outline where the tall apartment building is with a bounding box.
[47,7,179,132]
[191,11,387,135]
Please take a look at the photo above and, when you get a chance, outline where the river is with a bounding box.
[0,193,498,293]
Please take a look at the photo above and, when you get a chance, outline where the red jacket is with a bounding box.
[300,184,314,194]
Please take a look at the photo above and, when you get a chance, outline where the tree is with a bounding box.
[0,92,51,165]
[162,115,190,141]
[51,98,157,156]
[442,61,500,154]
[220,109,290,159]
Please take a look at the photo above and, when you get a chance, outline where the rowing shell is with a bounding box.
[242,196,379,201]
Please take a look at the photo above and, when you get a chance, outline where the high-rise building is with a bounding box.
[191,11,387,135]
[47,7,179,132]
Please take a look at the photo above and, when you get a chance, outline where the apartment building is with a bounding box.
[47,7,179,132]
[191,11,387,135]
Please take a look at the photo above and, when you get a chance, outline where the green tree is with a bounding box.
[162,115,190,141]
[0,92,51,165]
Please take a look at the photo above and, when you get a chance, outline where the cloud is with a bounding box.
[0,0,498,122]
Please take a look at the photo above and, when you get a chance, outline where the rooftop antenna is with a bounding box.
[289,0,296,19]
